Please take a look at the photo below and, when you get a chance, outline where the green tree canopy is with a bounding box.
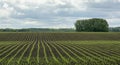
[75,18,109,32]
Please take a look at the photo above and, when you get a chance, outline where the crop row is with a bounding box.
[0,33,120,65]
[0,32,120,41]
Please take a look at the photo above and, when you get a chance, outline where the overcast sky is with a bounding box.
[0,0,120,29]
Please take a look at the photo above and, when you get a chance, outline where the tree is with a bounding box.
[109,27,120,32]
[75,18,109,32]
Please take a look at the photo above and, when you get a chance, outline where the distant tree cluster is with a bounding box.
[109,27,120,32]
[75,18,109,32]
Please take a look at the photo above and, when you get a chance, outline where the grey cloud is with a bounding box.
[86,0,120,11]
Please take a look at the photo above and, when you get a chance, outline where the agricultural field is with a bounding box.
[0,32,120,65]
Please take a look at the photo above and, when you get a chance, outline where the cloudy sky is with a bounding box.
[0,0,120,29]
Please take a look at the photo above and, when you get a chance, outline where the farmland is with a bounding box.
[0,32,120,65]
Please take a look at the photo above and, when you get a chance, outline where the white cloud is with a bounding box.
[17,4,29,10]
[0,3,14,18]
[107,18,120,27]
[0,0,120,28]
[23,21,44,26]
[0,9,10,18]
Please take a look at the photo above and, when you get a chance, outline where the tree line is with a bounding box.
[0,28,75,32]
[109,27,120,32]
[0,27,120,32]
[0,18,120,32]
